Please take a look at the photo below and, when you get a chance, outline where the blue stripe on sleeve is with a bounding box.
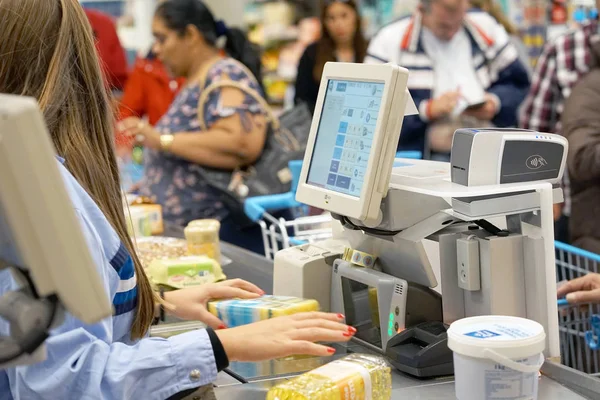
[114,287,138,306]
[116,257,135,280]
[108,243,135,280]
[114,297,137,316]
[109,243,129,272]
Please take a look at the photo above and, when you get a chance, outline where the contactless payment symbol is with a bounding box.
[464,330,501,339]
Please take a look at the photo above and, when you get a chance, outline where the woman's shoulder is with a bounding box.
[207,57,260,87]
[56,161,121,258]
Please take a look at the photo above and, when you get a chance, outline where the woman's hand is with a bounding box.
[558,273,600,304]
[216,312,356,361]
[118,117,161,150]
[163,279,264,329]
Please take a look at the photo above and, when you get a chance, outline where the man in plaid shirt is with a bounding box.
[519,13,600,243]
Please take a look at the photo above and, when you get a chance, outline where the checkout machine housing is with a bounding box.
[274,128,567,370]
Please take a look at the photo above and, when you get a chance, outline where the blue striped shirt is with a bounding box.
[0,159,217,399]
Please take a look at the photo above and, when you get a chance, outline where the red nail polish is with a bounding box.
[337,313,345,320]
[218,324,227,330]
[348,327,357,334]
[327,347,336,354]
[343,332,352,337]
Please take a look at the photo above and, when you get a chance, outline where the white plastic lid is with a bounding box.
[447,316,546,360]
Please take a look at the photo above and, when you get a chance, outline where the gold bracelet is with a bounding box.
[160,134,174,153]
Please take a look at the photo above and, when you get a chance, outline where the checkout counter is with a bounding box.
[157,62,600,399]
[154,229,600,400]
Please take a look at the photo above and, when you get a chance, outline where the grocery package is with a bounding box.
[147,256,226,290]
[131,204,163,235]
[128,196,164,235]
[125,207,151,238]
[368,287,380,328]
[267,353,392,400]
[185,219,221,261]
[134,237,188,268]
[207,295,319,328]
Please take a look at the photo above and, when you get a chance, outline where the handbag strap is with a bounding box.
[197,79,280,131]
[196,59,301,151]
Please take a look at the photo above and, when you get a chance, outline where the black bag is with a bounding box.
[195,63,313,227]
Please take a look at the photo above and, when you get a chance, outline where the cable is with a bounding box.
[224,367,249,384]
[338,215,403,237]
[473,219,510,237]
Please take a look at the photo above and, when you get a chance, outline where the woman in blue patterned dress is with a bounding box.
[120,0,269,252]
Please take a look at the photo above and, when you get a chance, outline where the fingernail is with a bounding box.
[327,347,336,354]
[348,326,357,334]
[337,313,345,320]
[259,290,265,295]
[343,332,352,337]
[566,293,575,303]
[218,324,227,330]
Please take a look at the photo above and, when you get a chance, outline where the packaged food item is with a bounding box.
[147,256,226,290]
[208,295,319,328]
[185,219,221,261]
[126,207,152,238]
[131,203,163,235]
[134,237,188,268]
[267,354,392,400]
[368,287,380,328]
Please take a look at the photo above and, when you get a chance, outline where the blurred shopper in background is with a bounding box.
[84,8,129,91]
[294,0,368,114]
[119,0,269,253]
[365,0,530,157]
[469,0,532,77]
[519,0,600,244]
[116,51,185,149]
[560,48,600,254]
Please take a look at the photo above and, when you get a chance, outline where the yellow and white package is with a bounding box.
[207,295,319,328]
[131,204,163,235]
[267,353,392,400]
[147,256,226,290]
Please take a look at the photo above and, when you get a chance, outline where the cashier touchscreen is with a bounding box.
[307,80,385,197]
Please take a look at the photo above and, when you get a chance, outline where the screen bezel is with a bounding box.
[296,62,408,222]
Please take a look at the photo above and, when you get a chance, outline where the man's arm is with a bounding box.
[562,72,600,182]
[487,58,531,127]
[518,44,559,132]
[481,18,531,127]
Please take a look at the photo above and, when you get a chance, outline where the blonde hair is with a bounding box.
[0,0,155,339]
[470,0,517,35]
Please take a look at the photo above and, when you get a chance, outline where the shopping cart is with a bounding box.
[244,151,422,259]
[556,241,600,376]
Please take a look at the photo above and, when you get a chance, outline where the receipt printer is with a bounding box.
[451,128,567,186]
